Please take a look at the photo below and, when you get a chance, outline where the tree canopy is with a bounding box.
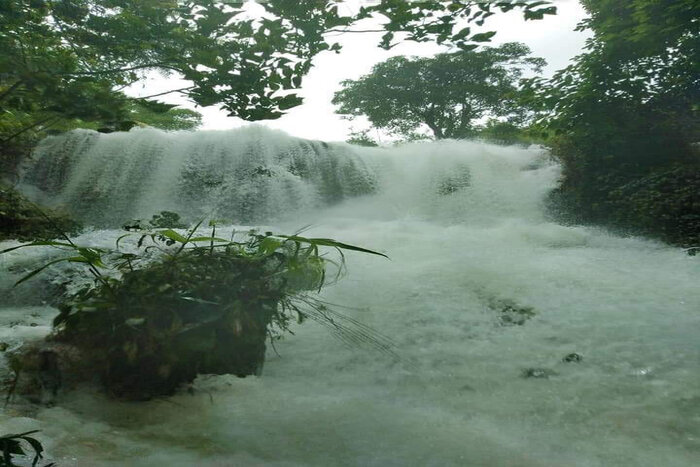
[0,1,556,129]
[525,0,700,246]
[524,0,699,168]
[333,42,545,140]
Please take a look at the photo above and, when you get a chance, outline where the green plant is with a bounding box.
[0,430,53,467]
[3,220,392,399]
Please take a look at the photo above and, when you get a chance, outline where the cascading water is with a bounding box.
[20,126,376,226]
[1,127,699,466]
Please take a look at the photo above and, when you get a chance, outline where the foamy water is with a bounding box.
[1,129,698,466]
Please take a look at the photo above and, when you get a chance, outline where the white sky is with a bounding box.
[127,0,590,142]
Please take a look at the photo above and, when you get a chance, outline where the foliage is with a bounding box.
[523,0,700,245]
[548,164,700,247]
[2,220,391,399]
[333,43,545,140]
[0,430,53,467]
[526,0,698,167]
[0,0,555,139]
[346,130,379,147]
[0,184,82,242]
[126,210,189,229]
[475,119,548,147]
[123,100,202,131]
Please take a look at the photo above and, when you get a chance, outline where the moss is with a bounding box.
[0,185,82,242]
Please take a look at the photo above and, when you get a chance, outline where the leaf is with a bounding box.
[157,229,189,244]
[76,247,107,267]
[116,233,133,250]
[1,240,75,255]
[187,236,231,243]
[452,26,471,41]
[18,436,44,467]
[470,31,497,42]
[125,318,145,326]
[258,236,284,255]
[14,258,72,286]
[179,296,219,305]
[277,235,389,258]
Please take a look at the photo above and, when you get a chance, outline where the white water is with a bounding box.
[2,128,699,466]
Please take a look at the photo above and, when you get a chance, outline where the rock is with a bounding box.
[521,368,557,379]
[563,353,583,363]
[489,299,536,326]
[4,339,90,405]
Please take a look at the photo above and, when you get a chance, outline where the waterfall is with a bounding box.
[20,126,376,226]
[2,127,699,467]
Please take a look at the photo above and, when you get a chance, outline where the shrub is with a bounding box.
[3,221,390,400]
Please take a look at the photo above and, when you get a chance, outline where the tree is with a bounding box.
[0,1,556,134]
[523,0,700,245]
[125,100,202,131]
[346,129,379,147]
[332,43,545,140]
[524,0,699,169]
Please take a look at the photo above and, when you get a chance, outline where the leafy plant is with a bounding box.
[3,219,392,399]
[0,430,53,467]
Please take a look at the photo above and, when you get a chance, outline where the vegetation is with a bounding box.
[0,0,555,149]
[524,0,699,246]
[122,100,202,131]
[0,430,52,467]
[3,219,391,400]
[333,42,545,140]
[0,184,81,242]
[346,130,379,147]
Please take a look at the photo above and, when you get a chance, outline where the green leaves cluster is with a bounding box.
[1,0,556,127]
[2,217,390,398]
[0,430,52,467]
[333,42,546,140]
[527,0,700,245]
[354,1,556,50]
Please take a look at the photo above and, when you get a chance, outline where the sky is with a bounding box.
[126,0,591,142]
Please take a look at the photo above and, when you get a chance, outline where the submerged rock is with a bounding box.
[487,298,536,326]
[4,339,90,405]
[563,353,583,363]
[521,368,557,379]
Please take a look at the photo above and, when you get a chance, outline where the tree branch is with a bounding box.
[132,86,196,100]
[1,116,59,143]
[58,63,184,77]
[326,28,387,35]
[0,80,24,103]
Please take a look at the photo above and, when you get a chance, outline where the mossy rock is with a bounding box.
[0,185,81,242]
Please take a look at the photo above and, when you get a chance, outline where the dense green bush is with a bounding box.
[548,163,700,247]
[4,221,389,400]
